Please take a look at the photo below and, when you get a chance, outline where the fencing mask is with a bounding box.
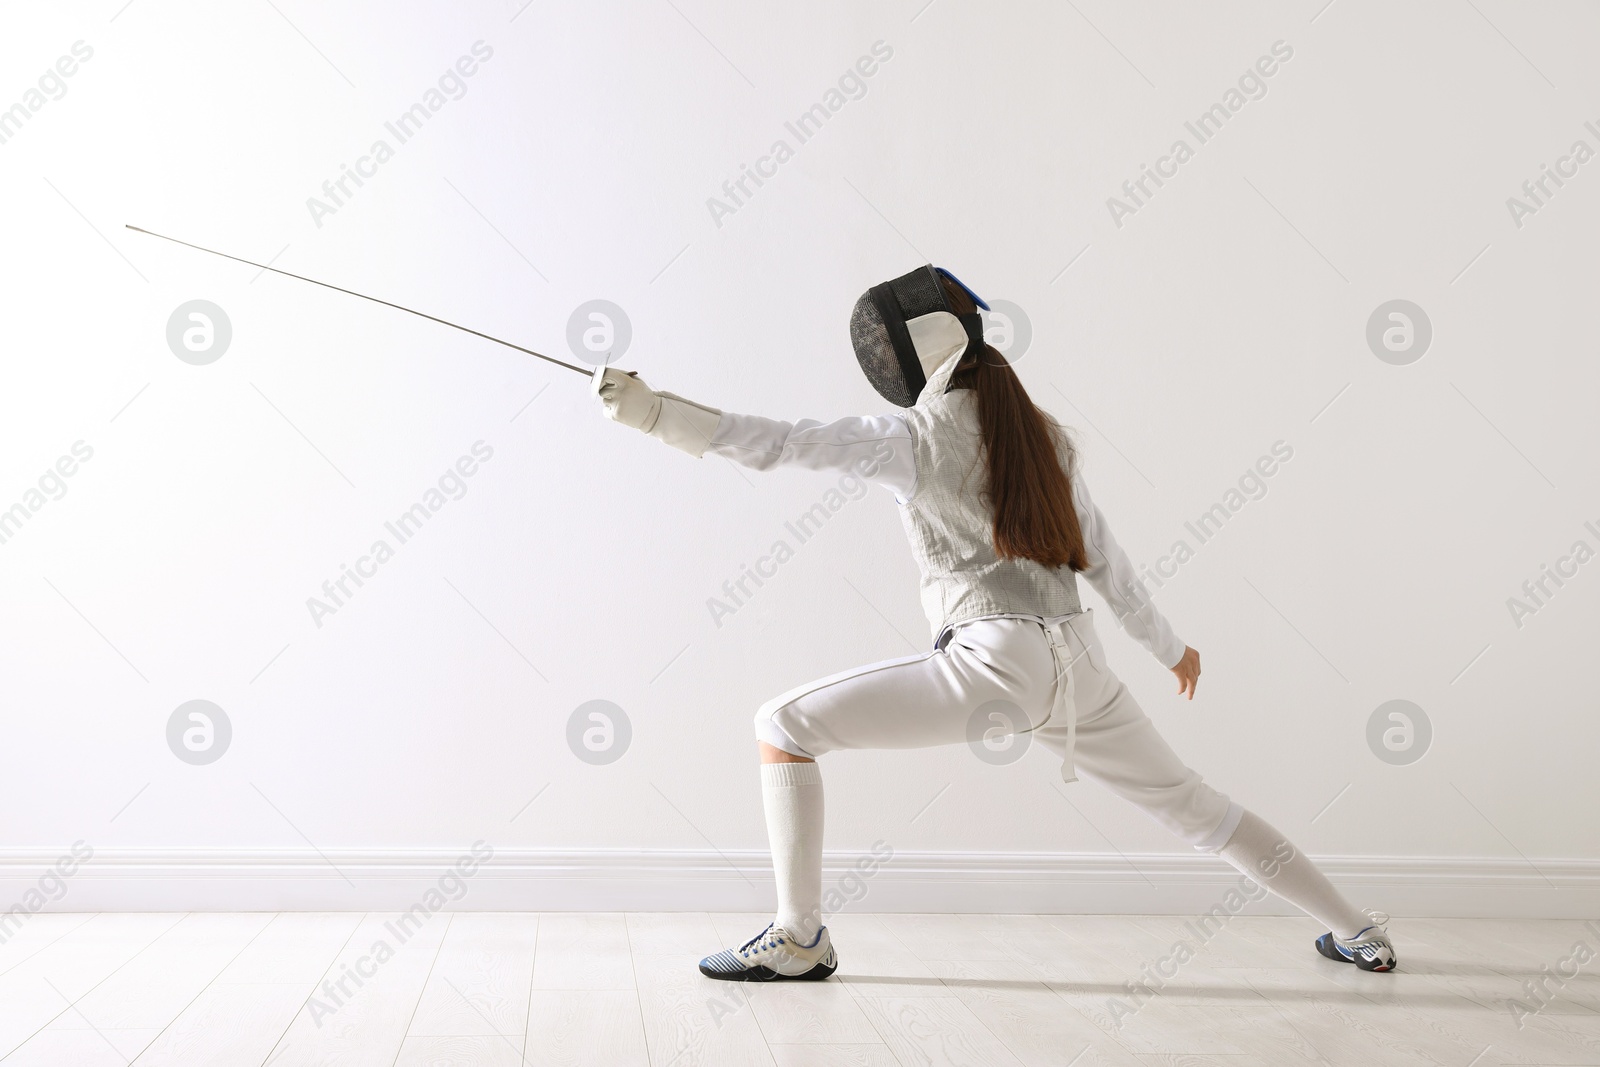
[850,265,991,407]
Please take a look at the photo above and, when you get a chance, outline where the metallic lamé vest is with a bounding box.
[897,356,1082,645]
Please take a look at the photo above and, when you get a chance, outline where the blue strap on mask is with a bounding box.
[933,266,990,311]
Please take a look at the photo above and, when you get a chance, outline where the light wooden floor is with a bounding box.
[0,913,1594,1066]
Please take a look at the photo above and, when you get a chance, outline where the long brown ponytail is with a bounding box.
[940,277,1088,571]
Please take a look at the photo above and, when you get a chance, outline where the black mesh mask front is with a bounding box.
[849,291,914,407]
[849,265,957,408]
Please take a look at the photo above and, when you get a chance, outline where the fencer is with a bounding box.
[594,265,1397,980]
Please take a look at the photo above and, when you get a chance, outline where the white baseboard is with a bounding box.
[2,848,1596,917]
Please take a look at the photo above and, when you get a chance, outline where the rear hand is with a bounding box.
[1171,646,1200,700]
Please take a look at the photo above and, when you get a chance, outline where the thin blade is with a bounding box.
[125,224,590,375]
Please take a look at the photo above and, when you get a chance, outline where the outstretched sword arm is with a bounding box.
[125,225,591,376]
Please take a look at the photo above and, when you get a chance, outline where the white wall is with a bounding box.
[1,0,1595,915]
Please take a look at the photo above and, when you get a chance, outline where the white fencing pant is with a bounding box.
[754,609,1243,850]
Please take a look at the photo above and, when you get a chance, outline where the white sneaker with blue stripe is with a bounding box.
[1315,912,1397,972]
[698,923,837,982]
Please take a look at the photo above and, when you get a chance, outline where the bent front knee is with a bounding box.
[754,700,813,760]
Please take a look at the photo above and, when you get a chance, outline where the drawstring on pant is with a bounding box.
[1042,615,1093,784]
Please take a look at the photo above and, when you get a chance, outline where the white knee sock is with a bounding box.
[1214,810,1371,939]
[762,761,824,941]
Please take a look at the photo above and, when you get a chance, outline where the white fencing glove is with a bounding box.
[592,366,659,430]
[592,366,722,458]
